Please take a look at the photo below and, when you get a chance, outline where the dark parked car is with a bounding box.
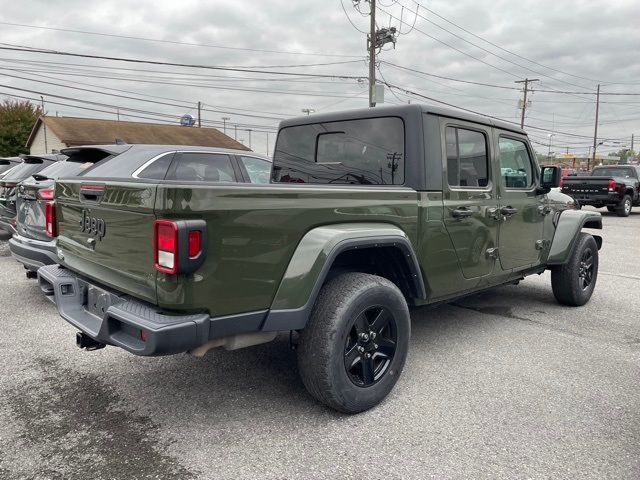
[561,165,640,216]
[0,154,65,239]
[9,146,123,276]
[11,145,271,274]
[0,157,22,178]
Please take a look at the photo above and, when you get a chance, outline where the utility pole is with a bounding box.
[222,116,230,135]
[368,0,376,108]
[515,78,539,129]
[234,124,237,140]
[631,133,634,153]
[590,84,601,171]
[301,108,315,115]
[247,129,252,149]
[197,101,202,128]
[266,133,269,157]
[116,108,120,121]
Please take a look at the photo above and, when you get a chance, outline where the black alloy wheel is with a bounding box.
[578,248,594,291]
[344,306,397,387]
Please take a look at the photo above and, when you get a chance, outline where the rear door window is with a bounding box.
[445,126,489,188]
[167,153,236,182]
[238,156,271,184]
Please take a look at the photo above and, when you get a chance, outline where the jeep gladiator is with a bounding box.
[39,105,603,413]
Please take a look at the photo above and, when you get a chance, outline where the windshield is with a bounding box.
[1,160,53,182]
[591,167,634,177]
[272,117,405,185]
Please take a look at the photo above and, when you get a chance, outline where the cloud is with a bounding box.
[0,0,638,155]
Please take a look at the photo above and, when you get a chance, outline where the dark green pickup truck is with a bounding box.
[39,105,602,412]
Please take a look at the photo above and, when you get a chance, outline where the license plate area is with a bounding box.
[85,285,114,318]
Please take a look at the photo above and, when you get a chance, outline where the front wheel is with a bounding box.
[297,272,410,413]
[551,233,598,306]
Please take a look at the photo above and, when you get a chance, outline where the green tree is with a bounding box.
[0,99,42,156]
[607,148,635,164]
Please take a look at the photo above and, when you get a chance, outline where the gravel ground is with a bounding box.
[0,208,639,479]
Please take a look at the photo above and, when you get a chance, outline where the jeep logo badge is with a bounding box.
[79,210,106,241]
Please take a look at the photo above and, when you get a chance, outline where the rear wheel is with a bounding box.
[297,272,410,413]
[616,194,632,217]
[551,233,598,306]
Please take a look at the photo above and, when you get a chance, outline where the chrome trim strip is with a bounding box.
[131,151,177,179]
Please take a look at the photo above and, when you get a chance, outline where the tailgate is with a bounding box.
[55,179,158,304]
[16,184,48,242]
[562,176,610,196]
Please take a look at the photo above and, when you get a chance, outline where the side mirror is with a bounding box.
[537,165,561,194]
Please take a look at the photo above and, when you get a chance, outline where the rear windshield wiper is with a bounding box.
[32,173,49,181]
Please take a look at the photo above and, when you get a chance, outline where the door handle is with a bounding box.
[538,205,552,216]
[500,206,518,217]
[488,207,502,220]
[451,208,474,219]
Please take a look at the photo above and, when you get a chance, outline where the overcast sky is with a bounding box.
[0,0,638,157]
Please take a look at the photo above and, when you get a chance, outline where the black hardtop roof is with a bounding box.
[60,143,267,159]
[278,104,526,135]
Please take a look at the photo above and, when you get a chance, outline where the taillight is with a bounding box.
[154,220,178,274]
[45,201,57,237]
[608,179,615,191]
[38,188,54,200]
[153,219,207,275]
[188,230,202,258]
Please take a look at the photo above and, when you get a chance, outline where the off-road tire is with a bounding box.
[551,233,598,306]
[616,194,632,217]
[297,272,410,413]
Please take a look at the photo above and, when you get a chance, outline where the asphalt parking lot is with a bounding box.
[0,207,638,480]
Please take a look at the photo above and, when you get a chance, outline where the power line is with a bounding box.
[0,66,366,100]
[381,61,519,90]
[0,69,290,121]
[380,80,626,140]
[0,44,366,80]
[405,1,640,87]
[340,0,369,34]
[0,83,280,133]
[376,8,522,80]
[0,21,362,58]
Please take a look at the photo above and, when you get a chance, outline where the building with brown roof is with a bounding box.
[26,116,249,154]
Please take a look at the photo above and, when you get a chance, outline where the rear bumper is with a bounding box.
[37,265,267,356]
[9,234,57,271]
[566,192,621,206]
[0,217,16,237]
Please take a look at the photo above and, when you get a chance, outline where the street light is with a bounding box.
[547,133,555,161]
[221,117,230,135]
